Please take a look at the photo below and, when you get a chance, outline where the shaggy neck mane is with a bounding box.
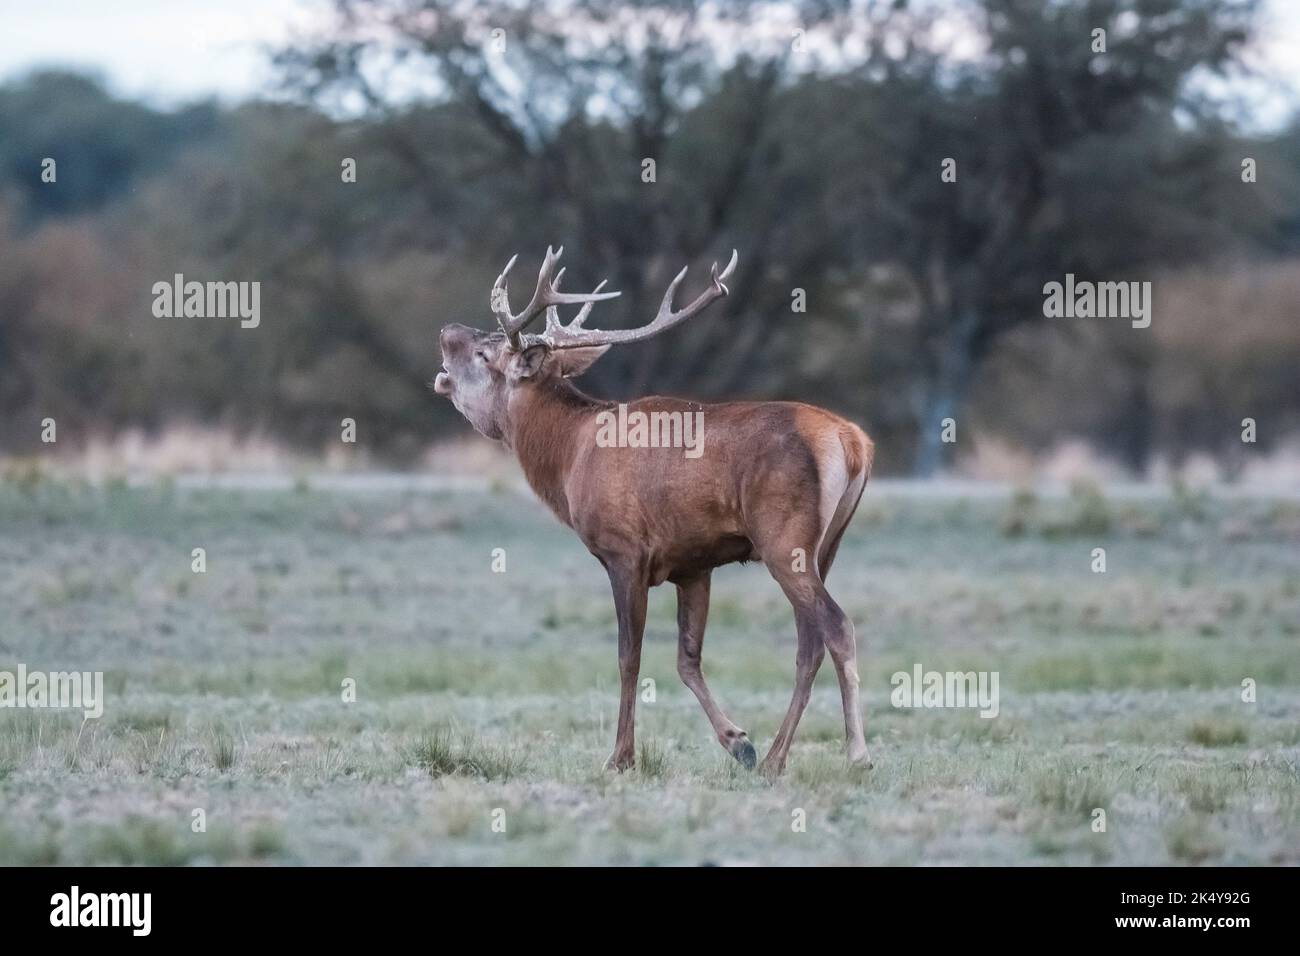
[507,377,610,525]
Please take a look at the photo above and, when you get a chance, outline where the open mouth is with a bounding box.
[433,366,452,395]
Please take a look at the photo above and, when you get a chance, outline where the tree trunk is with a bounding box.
[910,311,978,477]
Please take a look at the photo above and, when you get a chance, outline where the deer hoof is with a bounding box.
[729,735,757,770]
[603,751,635,772]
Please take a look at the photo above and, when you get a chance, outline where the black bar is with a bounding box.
[0,866,1278,941]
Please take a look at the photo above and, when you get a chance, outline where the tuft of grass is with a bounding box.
[409,727,459,776]
[1029,831,1070,856]
[129,728,184,777]
[958,717,1020,743]
[789,751,864,788]
[409,726,528,781]
[247,822,287,859]
[1170,479,1210,522]
[1165,815,1224,863]
[1000,488,1038,537]
[1,458,48,495]
[113,708,172,734]
[1068,479,1112,535]
[210,729,239,771]
[1030,761,1112,817]
[0,825,62,865]
[1174,772,1231,814]
[637,739,669,779]
[1041,480,1112,537]
[1265,501,1300,537]
[88,817,194,866]
[1186,718,1248,748]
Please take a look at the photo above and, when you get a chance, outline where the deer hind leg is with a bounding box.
[818,471,871,765]
[757,491,870,774]
[756,546,827,777]
[816,585,870,766]
[762,567,869,775]
[675,572,756,769]
[604,563,647,772]
[759,593,824,777]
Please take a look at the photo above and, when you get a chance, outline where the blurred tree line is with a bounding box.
[1,0,1298,474]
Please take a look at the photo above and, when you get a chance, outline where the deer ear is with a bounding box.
[507,345,548,381]
[555,345,611,378]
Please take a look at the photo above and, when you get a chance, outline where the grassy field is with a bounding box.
[0,476,1298,865]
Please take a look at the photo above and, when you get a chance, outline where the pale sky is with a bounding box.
[2,0,1297,129]
[0,0,319,103]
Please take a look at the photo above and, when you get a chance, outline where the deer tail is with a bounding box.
[839,423,874,482]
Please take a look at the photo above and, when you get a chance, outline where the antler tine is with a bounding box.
[543,305,563,335]
[492,246,621,348]
[571,280,608,329]
[527,278,613,349]
[712,247,738,292]
[542,250,738,350]
[490,253,519,319]
[542,269,565,335]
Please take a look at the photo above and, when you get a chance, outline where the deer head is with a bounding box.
[433,246,737,441]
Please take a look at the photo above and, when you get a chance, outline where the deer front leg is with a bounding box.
[604,564,647,772]
[675,572,756,769]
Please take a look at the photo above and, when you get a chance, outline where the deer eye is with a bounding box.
[474,350,488,362]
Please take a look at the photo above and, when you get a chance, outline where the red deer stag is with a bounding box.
[433,247,873,775]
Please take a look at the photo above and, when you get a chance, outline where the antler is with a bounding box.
[491,245,621,348]
[536,250,738,350]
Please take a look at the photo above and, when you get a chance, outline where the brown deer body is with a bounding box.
[434,248,872,774]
